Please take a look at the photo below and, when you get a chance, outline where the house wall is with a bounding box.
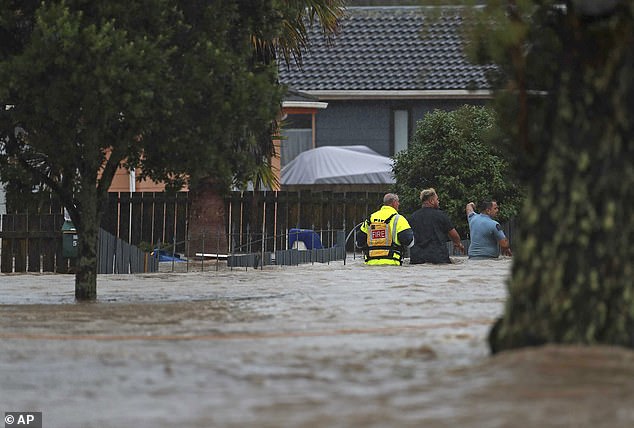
[314,98,486,156]
[109,167,171,193]
[315,101,391,155]
[101,147,188,193]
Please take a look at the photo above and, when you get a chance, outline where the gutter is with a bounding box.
[282,101,329,109]
[302,90,493,101]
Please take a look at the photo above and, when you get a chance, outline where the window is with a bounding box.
[281,113,313,167]
[393,110,409,155]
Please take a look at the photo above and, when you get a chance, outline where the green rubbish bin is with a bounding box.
[62,220,79,258]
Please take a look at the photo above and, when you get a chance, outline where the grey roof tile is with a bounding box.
[279,7,492,92]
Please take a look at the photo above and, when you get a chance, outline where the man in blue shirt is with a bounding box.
[465,200,512,259]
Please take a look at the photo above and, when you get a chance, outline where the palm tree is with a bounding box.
[252,0,346,69]
[242,0,346,191]
[233,1,346,251]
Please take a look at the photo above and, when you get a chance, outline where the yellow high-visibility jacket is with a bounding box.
[359,205,414,265]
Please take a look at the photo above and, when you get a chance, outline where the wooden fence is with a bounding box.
[98,228,159,274]
[0,192,188,273]
[100,192,190,252]
[1,190,517,271]
[0,213,67,273]
[0,213,158,274]
[223,190,386,254]
[219,191,516,256]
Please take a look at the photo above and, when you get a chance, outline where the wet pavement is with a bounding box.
[1,256,633,427]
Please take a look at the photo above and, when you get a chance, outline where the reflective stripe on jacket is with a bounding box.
[360,205,411,265]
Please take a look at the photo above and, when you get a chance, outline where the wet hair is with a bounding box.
[383,193,399,206]
[420,188,437,204]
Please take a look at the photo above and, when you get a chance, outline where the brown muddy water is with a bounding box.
[1,257,633,428]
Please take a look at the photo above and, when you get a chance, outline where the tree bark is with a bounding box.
[72,139,111,301]
[74,181,101,300]
[490,7,634,352]
[187,179,228,257]
[75,222,98,300]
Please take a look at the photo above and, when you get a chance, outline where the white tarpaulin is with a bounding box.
[281,145,395,185]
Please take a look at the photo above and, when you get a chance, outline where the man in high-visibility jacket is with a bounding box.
[356,193,414,265]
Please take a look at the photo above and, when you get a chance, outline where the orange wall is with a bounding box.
[107,107,313,193]
[108,167,172,192]
[103,146,188,192]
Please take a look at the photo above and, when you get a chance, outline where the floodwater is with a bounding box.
[1,256,633,428]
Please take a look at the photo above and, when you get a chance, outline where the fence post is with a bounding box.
[216,229,221,272]
[261,192,266,270]
[171,236,176,272]
[201,231,205,272]
[342,220,347,265]
[185,231,190,273]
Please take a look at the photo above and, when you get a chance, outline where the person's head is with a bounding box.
[383,193,400,209]
[478,200,499,217]
[420,188,439,208]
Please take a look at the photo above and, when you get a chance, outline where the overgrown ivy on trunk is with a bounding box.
[484,2,634,352]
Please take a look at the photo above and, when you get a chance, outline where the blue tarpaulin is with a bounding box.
[152,249,185,262]
[288,229,323,250]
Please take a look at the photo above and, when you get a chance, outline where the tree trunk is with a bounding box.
[490,9,634,352]
[187,179,228,257]
[75,219,99,300]
[74,182,101,301]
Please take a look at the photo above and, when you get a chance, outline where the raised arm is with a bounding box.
[466,202,476,218]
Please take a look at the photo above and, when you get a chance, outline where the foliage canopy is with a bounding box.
[0,0,344,299]
[0,0,284,205]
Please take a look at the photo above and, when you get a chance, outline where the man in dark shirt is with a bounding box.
[408,188,464,264]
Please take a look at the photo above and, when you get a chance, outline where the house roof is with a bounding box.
[283,88,321,103]
[282,88,328,110]
[278,6,493,99]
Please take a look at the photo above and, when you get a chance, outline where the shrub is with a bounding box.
[392,105,523,236]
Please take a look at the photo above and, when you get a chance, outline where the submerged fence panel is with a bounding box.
[2,191,517,272]
[98,228,157,274]
[101,192,190,253]
[98,229,116,274]
[224,190,385,255]
[0,213,66,273]
[0,214,156,274]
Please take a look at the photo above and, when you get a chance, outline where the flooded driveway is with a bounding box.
[1,257,633,427]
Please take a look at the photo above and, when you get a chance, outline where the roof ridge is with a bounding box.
[347,5,482,10]
[279,6,492,92]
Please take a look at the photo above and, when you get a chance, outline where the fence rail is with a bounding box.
[0,213,157,274]
[162,228,349,271]
[1,191,517,273]
[225,190,386,255]
[0,213,69,273]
